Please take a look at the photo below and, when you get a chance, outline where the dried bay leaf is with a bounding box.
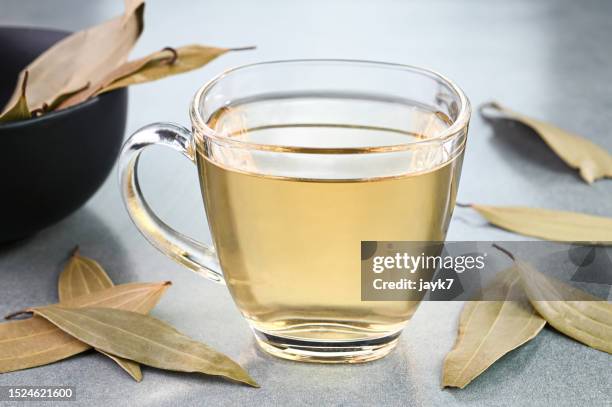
[0,282,170,374]
[97,349,142,382]
[1,0,145,114]
[0,71,31,123]
[45,83,91,113]
[57,282,172,313]
[480,101,612,184]
[514,259,612,354]
[58,248,113,302]
[98,45,245,92]
[124,0,145,18]
[59,45,253,109]
[442,269,546,388]
[0,317,88,374]
[57,247,142,382]
[57,250,142,381]
[462,203,612,244]
[33,307,258,387]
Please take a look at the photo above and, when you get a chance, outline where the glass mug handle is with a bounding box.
[118,122,224,284]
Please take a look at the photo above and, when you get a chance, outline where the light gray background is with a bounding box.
[1,0,611,406]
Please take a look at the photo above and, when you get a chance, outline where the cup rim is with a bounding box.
[190,59,470,154]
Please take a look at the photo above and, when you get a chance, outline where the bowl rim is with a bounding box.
[0,89,126,130]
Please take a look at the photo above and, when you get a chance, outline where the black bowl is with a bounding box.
[0,27,127,243]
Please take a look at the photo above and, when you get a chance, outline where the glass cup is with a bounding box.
[119,60,470,363]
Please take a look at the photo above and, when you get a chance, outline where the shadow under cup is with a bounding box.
[121,60,470,363]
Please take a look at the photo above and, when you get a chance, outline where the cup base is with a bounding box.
[252,327,402,363]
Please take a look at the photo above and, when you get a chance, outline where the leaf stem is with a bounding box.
[492,244,516,261]
[31,103,49,117]
[455,202,472,208]
[478,100,503,117]
[161,47,178,65]
[230,45,257,52]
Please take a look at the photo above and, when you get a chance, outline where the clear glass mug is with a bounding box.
[119,60,470,363]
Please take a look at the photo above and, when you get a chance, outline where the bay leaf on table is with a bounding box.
[97,349,143,382]
[0,282,170,374]
[442,269,546,388]
[57,281,172,314]
[0,317,89,374]
[57,249,141,381]
[480,101,612,184]
[58,248,114,302]
[59,45,252,109]
[0,71,31,123]
[461,203,612,244]
[33,306,259,388]
[514,258,612,354]
[0,0,145,115]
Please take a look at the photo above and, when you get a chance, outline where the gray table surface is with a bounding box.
[1,0,611,406]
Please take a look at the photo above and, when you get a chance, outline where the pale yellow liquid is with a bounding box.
[197,95,463,342]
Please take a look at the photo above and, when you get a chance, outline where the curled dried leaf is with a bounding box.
[59,45,254,109]
[99,45,253,93]
[480,101,612,184]
[1,0,145,114]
